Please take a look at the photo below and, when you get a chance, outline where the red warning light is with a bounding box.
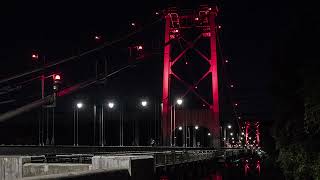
[32,53,39,60]
[53,74,61,81]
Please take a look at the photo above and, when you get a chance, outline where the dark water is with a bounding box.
[158,156,285,180]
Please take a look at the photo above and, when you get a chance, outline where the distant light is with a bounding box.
[94,35,101,40]
[195,17,199,21]
[195,125,199,130]
[227,125,232,129]
[249,137,252,140]
[218,25,222,29]
[230,132,234,136]
[223,137,226,140]
[76,102,83,109]
[137,45,143,50]
[241,132,245,135]
[238,116,241,120]
[131,22,136,26]
[174,29,179,33]
[208,8,212,11]
[234,103,238,106]
[178,126,183,131]
[240,137,243,140]
[32,53,39,60]
[176,98,183,105]
[230,84,234,88]
[53,74,61,80]
[225,60,229,63]
[185,61,188,65]
[195,86,198,89]
[232,137,234,140]
[208,133,211,136]
[108,102,115,109]
[202,104,205,107]
[141,100,147,107]
[155,12,159,15]
[232,141,235,143]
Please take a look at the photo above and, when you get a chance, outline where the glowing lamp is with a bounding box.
[53,74,61,81]
[32,53,39,60]
[141,100,147,107]
[194,125,199,130]
[76,102,83,109]
[108,102,115,109]
[178,126,183,131]
[176,98,183,105]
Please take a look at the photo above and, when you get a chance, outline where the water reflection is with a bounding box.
[157,154,283,180]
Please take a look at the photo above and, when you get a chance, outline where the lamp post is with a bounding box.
[106,101,115,146]
[193,125,199,147]
[224,124,232,147]
[171,98,183,146]
[73,102,83,146]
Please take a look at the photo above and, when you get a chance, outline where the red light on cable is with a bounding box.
[32,53,39,60]
[53,74,61,81]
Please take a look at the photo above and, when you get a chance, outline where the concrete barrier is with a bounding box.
[0,156,30,180]
[23,163,92,177]
[22,169,129,180]
[92,155,154,180]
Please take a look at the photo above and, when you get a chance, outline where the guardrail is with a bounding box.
[154,150,218,167]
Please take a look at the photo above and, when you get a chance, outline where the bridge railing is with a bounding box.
[154,150,217,167]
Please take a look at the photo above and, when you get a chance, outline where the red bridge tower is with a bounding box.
[161,5,220,148]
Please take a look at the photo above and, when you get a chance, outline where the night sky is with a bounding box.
[0,0,302,145]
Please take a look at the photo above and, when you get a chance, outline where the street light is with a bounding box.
[141,100,147,107]
[74,101,84,146]
[108,102,114,109]
[176,98,183,105]
[76,102,83,109]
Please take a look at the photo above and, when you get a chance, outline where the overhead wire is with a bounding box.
[0,17,163,85]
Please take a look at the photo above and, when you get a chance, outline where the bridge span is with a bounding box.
[0,146,246,180]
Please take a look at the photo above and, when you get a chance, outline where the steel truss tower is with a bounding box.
[162,5,220,148]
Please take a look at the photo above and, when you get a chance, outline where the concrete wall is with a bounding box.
[22,169,129,180]
[92,155,154,180]
[23,163,92,177]
[0,156,30,180]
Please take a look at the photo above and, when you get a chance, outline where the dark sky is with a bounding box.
[0,0,306,144]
